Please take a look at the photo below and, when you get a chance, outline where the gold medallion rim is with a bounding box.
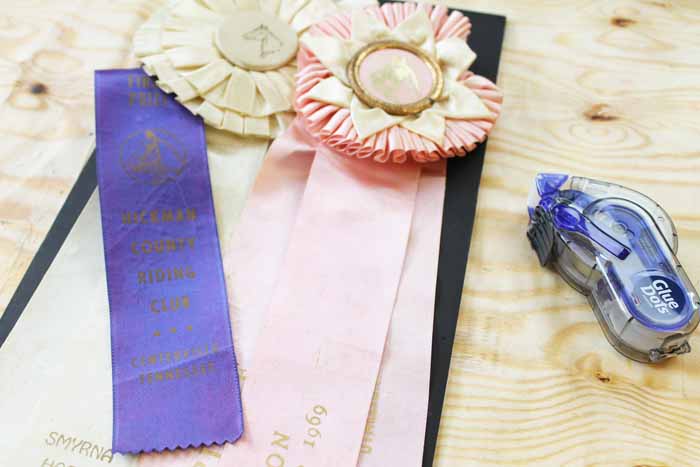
[347,40,444,116]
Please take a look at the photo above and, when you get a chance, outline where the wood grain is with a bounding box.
[0,0,164,317]
[434,1,700,466]
[0,1,699,466]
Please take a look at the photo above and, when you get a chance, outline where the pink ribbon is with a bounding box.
[139,117,444,466]
[227,122,421,465]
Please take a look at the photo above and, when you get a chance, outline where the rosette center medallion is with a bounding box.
[348,41,443,116]
[216,11,298,72]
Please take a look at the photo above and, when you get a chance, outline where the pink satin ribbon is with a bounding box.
[227,120,421,466]
[358,161,444,466]
[139,117,444,466]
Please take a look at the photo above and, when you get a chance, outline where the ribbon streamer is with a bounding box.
[95,69,243,453]
[220,129,421,466]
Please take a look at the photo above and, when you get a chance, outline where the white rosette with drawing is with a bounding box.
[134,0,345,138]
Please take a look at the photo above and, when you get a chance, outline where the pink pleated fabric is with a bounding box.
[297,3,503,163]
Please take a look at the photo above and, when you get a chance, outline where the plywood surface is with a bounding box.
[433,1,700,466]
[0,1,699,466]
[0,0,163,316]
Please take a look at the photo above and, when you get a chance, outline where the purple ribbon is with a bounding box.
[95,69,243,453]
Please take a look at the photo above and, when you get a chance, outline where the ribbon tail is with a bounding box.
[95,69,243,454]
[225,119,319,370]
[219,134,421,465]
[222,122,446,467]
[359,161,446,466]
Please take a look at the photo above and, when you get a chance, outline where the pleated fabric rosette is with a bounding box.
[297,2,502,162]
[137,2,504,467]
[133,0,344,139]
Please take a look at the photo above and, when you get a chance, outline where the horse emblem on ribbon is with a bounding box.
[119,129,187,185]
[370,56,421,103]
[242,24,283,58]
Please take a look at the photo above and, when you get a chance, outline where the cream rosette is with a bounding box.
[133,0,343,138]
[296,2,503,162]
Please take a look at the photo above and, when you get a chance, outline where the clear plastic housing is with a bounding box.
[528,174,700,362]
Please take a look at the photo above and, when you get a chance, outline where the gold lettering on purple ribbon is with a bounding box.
[96,69,242,451]
[128,74,169,107]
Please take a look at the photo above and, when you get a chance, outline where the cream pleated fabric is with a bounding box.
[134,0,344,138]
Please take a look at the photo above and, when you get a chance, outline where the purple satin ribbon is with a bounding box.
[95,69,243,453]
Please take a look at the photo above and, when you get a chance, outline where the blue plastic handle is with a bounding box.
[551,204,631,260]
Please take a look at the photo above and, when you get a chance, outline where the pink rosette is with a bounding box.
[296,3,503,163]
